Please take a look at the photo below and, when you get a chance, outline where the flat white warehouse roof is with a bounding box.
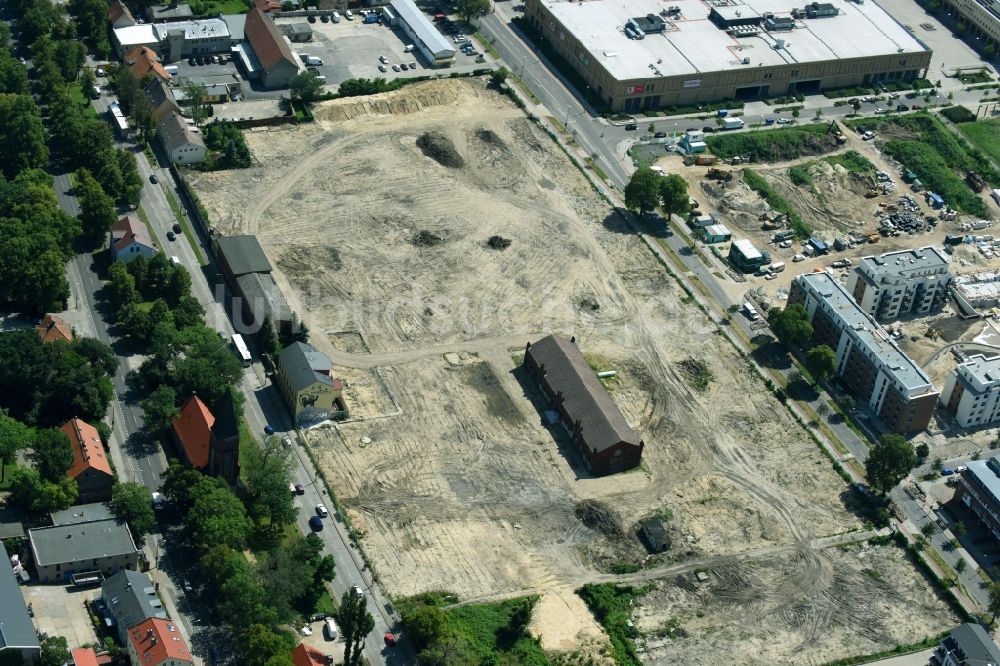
[114,24,158,48]
[389,0,455,57]
[539,0,928,81]
[154,18,230,41]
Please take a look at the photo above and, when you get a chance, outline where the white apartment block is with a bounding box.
[942,354,1000,428]
[846,247,952,321]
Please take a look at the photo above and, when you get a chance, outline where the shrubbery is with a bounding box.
[706,124,833,161]
[743,168,812,238]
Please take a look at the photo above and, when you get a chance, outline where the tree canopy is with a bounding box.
[336,588,375,666]
[865,434,916,494]
[289,71,324,104]
[111,482,157,538]
[456,0,491,21]
[659,173,690,219]
[768,304,814,347]
[241,436,296,537]
[805,344,837,381]
[623,167,662,214]
[29,428,73,482]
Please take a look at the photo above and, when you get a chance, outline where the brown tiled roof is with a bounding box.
[61,418,113,480]
[292,644,329,666]
[107,0,134,23]
[111,213,156,254]
[71,647,100,666]
[124,46,169,81]
[171,395,214,469]
[525,335,641,453]
[245,8,298,71]
[254,0,282,12]
[36,314,72,343]
[128,618,192,666]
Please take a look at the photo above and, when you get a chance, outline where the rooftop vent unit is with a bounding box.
[774,37,786,49]
[804,2,839,17]
[730,26,759,36]
[764,15,795,30]
[742,56,751,64]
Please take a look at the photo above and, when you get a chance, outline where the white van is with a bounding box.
[769,261,786,273]
[331,10,340,22]
[170,256,181,265]
[345,8,353,19]
[404,44,414,52]
[324,618,339,641]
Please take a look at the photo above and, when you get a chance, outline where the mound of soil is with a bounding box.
[416,131,465,168]
[575,499,625,538]
[475,128,505,147]
[412,230,443,247]
[486,235,511,250]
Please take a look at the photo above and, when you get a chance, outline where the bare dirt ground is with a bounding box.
[189,79,953,661]
[634,541,959,665]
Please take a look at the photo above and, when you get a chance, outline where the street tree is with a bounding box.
[185,480,252,550]
[39,636,70,666]
[865,434,916,494]
[242,624,293,666]
[141,384,178,433]
[932,457,944,472]
[404,605,448,652]
[0,411,31,467]
[659,173,690,220]
[30,428,73,482]
[767,304,814,347]
[915,443,930,461]
[0,93,49,178]
[9,467,76,512]
[456,0,490,22]
[336,588,376,666]
[74,167,116,245]
[106,262,139,315]
[289,71,324,104]
[111,482,156,538]
[920,521,935,538]
[956,558,967,573]
[242,436,296,537]
[623,167,662,215]
[805,344,836,381]
[182,81,211,126]
[989,582,1000,621]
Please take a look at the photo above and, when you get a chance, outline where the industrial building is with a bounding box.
[788,271,938,433]
[959,455,1000,547]
[702,223,732,243]
[523,335,644,475]
[728,238,769,273]
[154,18,231,61]
[952,270,1000,314]
[937,0,1000,60]
[28,516,140,583]
[388,0,456,66]
[846,247,952,321]
[523,0,932,111]
[0,541,39,664]
[941,354,1000,428]
[213,234,294,334]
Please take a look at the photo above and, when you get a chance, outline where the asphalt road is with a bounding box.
[53,172,164,491]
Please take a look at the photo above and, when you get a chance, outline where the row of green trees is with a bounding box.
[623,166,690,218]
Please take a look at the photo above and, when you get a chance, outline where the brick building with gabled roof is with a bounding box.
[244,8,301,88]
[127,617,193,666]
[171,395,214,470]
[36,314,72,343]
[107,0,136,28]
[523,335,644,475]
[124,46,170,81]
[61,418,114,503]
[292,643,330,666]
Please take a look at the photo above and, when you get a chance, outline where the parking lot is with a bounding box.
[22,583,101,649]
[277,14,489,87]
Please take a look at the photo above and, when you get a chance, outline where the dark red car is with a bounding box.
[383,633,397,647]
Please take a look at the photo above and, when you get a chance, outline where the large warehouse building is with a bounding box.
[524,0,932,111]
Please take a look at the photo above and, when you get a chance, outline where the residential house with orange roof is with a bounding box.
[36,314,73,343]
[171,395,215,470]
[61,418,114,502]
[110,214,157,263]
[70,647,100,666]
[124,46,170,82]
[291,643,330,666]
[127,618,193,666]
[107,0,136,28]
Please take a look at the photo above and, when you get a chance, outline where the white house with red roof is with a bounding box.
[110,214,157,263]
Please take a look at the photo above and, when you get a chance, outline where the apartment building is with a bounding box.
[788,271,938,433]
[958,455,1000,546]
[941,354,1000,428]
[846,247,952,321]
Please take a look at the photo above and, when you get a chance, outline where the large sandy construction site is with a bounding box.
[189,79,955,661]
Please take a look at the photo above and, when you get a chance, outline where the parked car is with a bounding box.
[295,484,305,495]
[399,62,408,70]
[211,55,220,64]
[345,9,353,19]
[352,585,365,598]
[379,54,388,63]
[264,424,275,435]
[941,468,955,476]
[957,466,967,472]
[316,504,329,517]
[654,131,667,138]
[624,122,638,130]
[911,104,923,110]
[307,13,316,22]
[792,253,806,262]
[320,13,329,22]
[309,516,324,530]
[874,107,886,114]
[188,57,196,66]
[392,64,401,72]
[182,579,193,592]
[409,61,416,69]
[151,492,164,509]
[172,223,182,234]
[765,117,775,125]
[896,104,909,112]
[166,231,176,241]
[384,633,397,647]
[149,174,159,184]
[702,125,715,133]
[378,64,387,72]
[776,118,792,124]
